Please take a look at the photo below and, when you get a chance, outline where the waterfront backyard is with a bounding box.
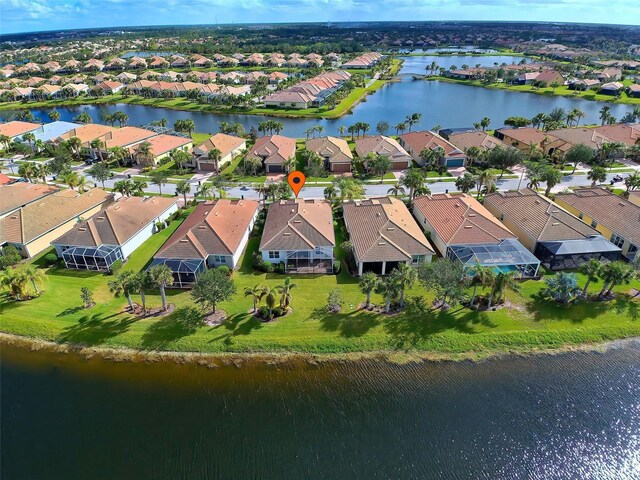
[1,210,638,358]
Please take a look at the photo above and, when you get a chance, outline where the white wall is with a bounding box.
[120,203,178,259]
[412,207,447,256]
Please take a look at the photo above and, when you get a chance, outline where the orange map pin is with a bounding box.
[287,171,306,198]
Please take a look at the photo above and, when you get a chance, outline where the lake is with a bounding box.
[1,341,639,479]
[3,55,635,138]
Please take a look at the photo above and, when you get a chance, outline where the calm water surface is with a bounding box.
[2,55,635,137]
[2,342,639,479]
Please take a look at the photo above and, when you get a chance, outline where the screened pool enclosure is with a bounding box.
[148,258,206,288]
[61,245,123,271]
[446,239,541,278]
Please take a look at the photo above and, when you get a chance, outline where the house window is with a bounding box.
[411,255,425,265]
[611,234,625,249]
[211,255,226,264]
[591,220,598,228]
[268,251,279,259]
[627,244,638,256]
[578,213,584,220]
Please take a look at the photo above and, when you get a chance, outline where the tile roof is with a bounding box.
[593,124,640,146]
[555,188,640,247]
[57,124,117,144]
[193,133,245,158]
[496,127,556,147]
[52,196,177,247]
[98,126,156,149]
[484,189,600,242]
[259,199,335,252]
[247,135,296,165]
[414,194,515,246]
[399,130,465,159]
[0,188,113,245]
[305,136,353,163]
[343,197,433,262]
[31,121,80,142]
[0,121,41,139]
[157,200,260,259]
[448,131,508,151]
[355,135,412,162]
[0,182,59,216]
[132,134,191,157]
[546,127,610,150]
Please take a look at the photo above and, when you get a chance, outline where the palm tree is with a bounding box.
[23,265,44,295]
[109,146,127,167]
[390,263,417,308]
[49,110,61,122]
[265,287,278,317]
[108,270,137,311]
[131,179,147,196]
[277,276,297,309]
[172,149,191,174]
[387,183,405,197]
[18,162,37,183]
[113,179,133,197]
[598,261,635,298]
[207,148,222,173]
[476,169,498,199]
[61,171,81,190]
[175,180,191,207]
[488,271,519,308]
[1,267,29,300]
[587,166,607,187]
[359,272,378,308]
[578,259,602,297]
[65,136,82,159]
[136,141,154,167]
[400,168,427,204]
[244,285,268,313]
[34,163,50,184]
[133,271,152,315]
[22,132,35,151]
[394,122,406,136]
[0,134,12,151]
[197,183,214,201]
[74,112,93,124]
[90,138,105,162]
[469,264,496,307]
[599,105,611,126]
[149,264,174,311]
[149,170,169,196]
[375,275,399,314]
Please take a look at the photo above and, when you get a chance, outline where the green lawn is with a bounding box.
[1,211,639,358]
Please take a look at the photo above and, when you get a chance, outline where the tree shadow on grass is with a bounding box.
[140,306,203,350]
[57,312,135,346]
[208,313,263,346]
[527,292,624,323]
[310,307,380,338]
[384,307,495,350]
[614,297,639,321]
[56,305,85,317]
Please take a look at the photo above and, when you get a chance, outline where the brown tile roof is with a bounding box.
[0,173,12,185]
[448,131,508,151]
[593,124,640,146]
[414,194,515,246]
[0,121,41,138]
[555,188,640,246]
[98,126,156,149]
[355,135,412,162]
[0,183,59,216]
[193,133,245,158]
[496,127,556,147]
[259,199,335,252]
[305,136,353,164]
[157,200,260,259]
[52,196,177,247]
[546,127,610,150]
[131,134,191,157]
[0,188,113,245]
[343,197,433,262]
[400,130,466,159]
[484,189,599,242]
[247,135,296,166]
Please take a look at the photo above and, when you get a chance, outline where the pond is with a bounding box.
[3,55,635,138]
[2,342,639,479]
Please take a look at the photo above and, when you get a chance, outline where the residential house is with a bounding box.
[192,133,246,171]
[0,121,41,140]
[448,130,509,154]
[628,84,640,98]
[0,182,58,220]
[116,72,137,83]
[305,136,353,173]
[597,68,622,83]
[494,127,556,152]
[484,189,621,270]
[246,135,297,174]
[56,124,117,146]
[343,197,434,275]
[96,81,124,94]
[568,78,601,90]
[355,135,412,171]
[31,121,80,143]
[399,130,467,168]
[342,52,383,69]
[152,199,260,285]
[259,199,335,274]
[555,188,639,262]
[52,196,178,271]
[0,188,114,258]
[533,70,564,87]
[600,82,624,95]
[593,124,640,147]
[131,134,192,166]
[263,90,315,109]
[413,194,540,277]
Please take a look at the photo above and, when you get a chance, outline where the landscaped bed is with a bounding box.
[1,213,639,359]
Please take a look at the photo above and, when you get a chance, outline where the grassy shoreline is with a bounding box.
[427,76,640,105]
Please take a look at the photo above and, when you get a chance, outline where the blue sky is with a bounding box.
[2,0,638,35]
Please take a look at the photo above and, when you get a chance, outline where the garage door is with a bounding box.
[198,162,217,171]
[267,165,284,173]
[391,161,408,170]
[331,163,351,173]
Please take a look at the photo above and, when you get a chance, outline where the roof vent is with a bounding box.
[387,227,395,231]
[619,202,625,206]
[464,225,473,229]
[468,213,476,217]
[535,200,541,204]
[180,238,188,242]
[198,225,207,229]
[552,222,560,226]
[78,227,86,231]
[378,241,387,245]
[283,232,291,236]
[97,216,105,220]
[293,220,301,223]
[552,210,559,213]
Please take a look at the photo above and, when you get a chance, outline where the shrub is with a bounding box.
[327,287,344,313]
[43,253,59,267]
[405,296,429,315]
[252,252,274,273]
[155,221,165,231]
[275,262,286,274]
[216,265,231,276]
[272,306,286,317]
[257,305,270,319]
[109,259,123,275]
[0,245,22,270]
[333,261,342,275]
